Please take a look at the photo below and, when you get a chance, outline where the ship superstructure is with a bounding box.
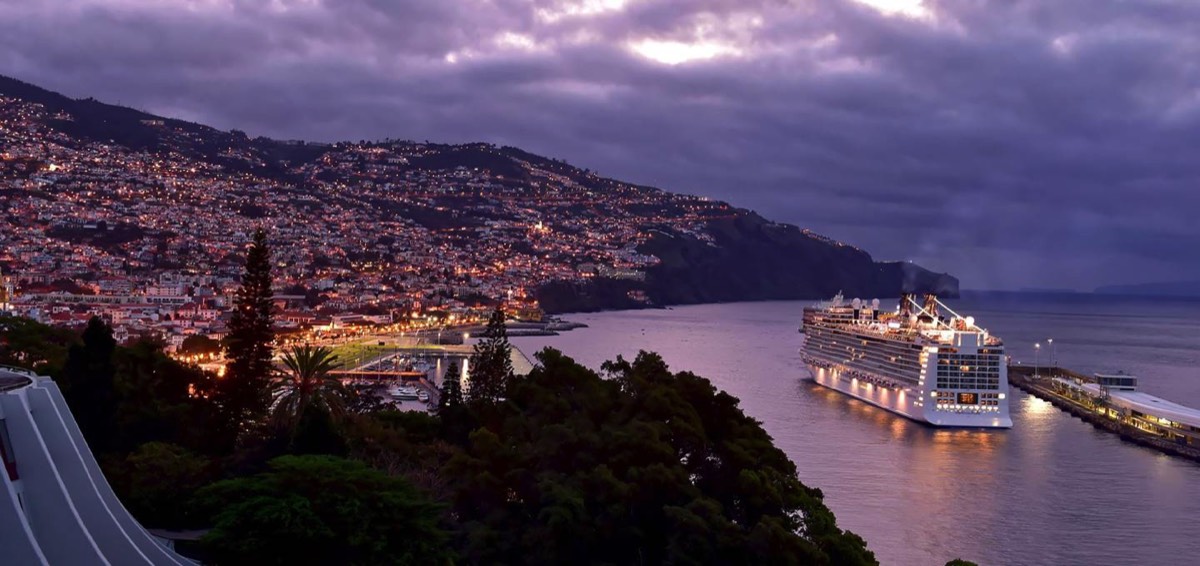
[801,292,1012,428]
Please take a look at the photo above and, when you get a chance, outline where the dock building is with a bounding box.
[1051,372,1200,447]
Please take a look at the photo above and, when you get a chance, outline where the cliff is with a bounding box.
[535,212,958,313]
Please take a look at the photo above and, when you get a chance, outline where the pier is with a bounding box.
[1008,365,1200,463]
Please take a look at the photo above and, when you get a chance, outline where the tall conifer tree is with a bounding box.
[437,360,464,414]
[467,307,513,403]
[219,228,275,437]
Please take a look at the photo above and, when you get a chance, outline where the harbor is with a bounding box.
[1008,364,1200,463]
[328,337,537,412]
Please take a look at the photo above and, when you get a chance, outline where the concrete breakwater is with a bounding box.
[1008,365,1200,463]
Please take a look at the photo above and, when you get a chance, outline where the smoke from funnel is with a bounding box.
[900,262,958,295]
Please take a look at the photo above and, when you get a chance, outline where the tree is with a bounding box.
[0,315,77,374]
[271,345,347,436]
[112,338,221,454]
[443,348,877,565]
[59,316,120,453]
[179,334,221,357]
[218,228,275,439]
[466,307,512,404]
[436,361,472,443]
[437,361,464,414]
[344,382,390,415]
[196,455,451,566]
[110,442,214,529]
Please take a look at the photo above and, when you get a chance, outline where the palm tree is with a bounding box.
[272,344,347,433]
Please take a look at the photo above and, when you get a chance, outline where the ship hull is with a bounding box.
[807,363,1012,428]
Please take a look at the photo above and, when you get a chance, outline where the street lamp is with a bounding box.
[1034,343,1041,378]
[1047,338,1055,368]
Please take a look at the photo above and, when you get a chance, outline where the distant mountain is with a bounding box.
[1094,281,1200,298]
[0,74,957,313]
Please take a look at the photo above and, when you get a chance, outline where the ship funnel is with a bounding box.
[923,293,940,320]
[899,293,914,317]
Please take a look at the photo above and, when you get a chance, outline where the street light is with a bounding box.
[1034,343,1041,378]
[1047,338,1056,368]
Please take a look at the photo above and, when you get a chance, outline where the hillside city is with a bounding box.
[0,88,755,348]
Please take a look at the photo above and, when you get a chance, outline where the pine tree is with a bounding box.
[219,228,275,439]
[466,307,513,404]
[438,360,474,443]
[437,360,464,414]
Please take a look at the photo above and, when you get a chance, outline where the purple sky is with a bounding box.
[3,0,1198,290]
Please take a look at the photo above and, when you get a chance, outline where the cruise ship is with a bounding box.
[800,292,1012,428]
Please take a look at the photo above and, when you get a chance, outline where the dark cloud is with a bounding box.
[2,0,1198,289]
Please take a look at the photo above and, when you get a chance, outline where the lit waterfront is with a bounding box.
[513,295,1200,566]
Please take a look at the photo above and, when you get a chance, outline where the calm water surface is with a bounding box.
[512,294,1200,566]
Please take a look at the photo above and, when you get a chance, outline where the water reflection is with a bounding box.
[800,378,1007,454]
[513,300,1200,566]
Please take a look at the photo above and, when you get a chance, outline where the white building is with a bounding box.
[0,367,191,565]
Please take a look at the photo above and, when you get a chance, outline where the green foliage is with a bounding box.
[343,411,458,501]
[218,227,276,439]
[288,404,349,457]
[438,361,464,413]
[110,442,214,528]
[272,344,347,434]
[0,314,76,374]
[178,334,221,356]
[466,307,512,404]
[437,361,473,443]
[196,455,451,566]
[344,382,391,415]
[60,317,121,453]
[112,338,221,454]
[443,348,877,565]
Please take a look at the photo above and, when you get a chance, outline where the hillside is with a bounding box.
[0,74,956,315]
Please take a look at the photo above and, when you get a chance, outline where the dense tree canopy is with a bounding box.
[109,442,214,529]
[196,455,451,566]
[179,334,221,356]
[0,314,76,374]
[445,348,876,565]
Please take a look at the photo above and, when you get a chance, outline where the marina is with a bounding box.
[328,339,537,412]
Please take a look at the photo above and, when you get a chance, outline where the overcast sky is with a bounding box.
[2,0,1198,290]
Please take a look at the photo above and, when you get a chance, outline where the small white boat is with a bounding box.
[388,385,421,400]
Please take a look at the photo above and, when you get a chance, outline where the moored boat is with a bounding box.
[801,292,1012,428]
